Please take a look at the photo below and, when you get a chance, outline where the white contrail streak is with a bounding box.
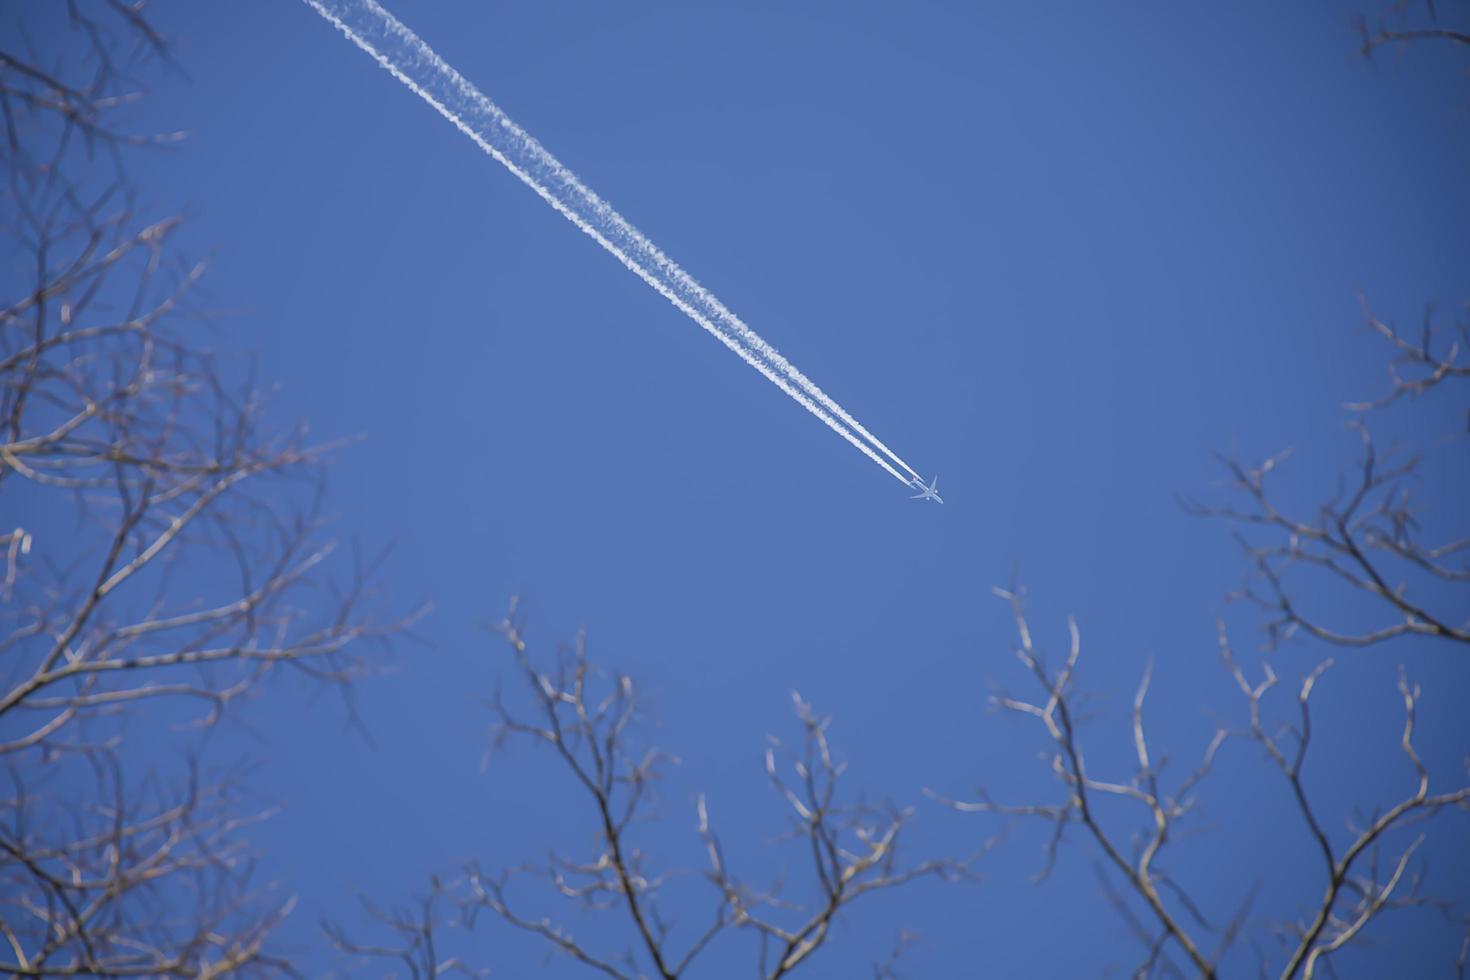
[303,0,922,487]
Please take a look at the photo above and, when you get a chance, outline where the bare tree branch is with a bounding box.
[0,755,299,977]
[1181,317,1468,650]
[1344,302,1470,413]
[935,588,1470,979]
[1,8,416,972]
[324,881,485,979]
[336,604,971,977]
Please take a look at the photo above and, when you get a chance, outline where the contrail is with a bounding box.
[303,0,923,488]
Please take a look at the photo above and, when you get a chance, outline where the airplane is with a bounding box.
[909,474,943,504]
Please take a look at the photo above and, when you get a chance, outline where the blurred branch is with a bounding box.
[0,210,420,744]
[0,1,182,165]
[0,755,298,977]
[1345,301,1470,414]
[325,882,484,979]
[1359,1,1470,58]
[0,6,417,972]
[870,928,920,979]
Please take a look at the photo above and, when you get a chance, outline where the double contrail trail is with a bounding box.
[303,0,925,490]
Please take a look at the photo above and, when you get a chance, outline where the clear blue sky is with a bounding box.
[26,1,1470,974]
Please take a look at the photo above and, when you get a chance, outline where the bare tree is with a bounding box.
[932,587,1470,980]
[937,20,1470,962]
[1,6,411,974]
[932,24,1470,970]
[329,600,972,978]
[1178,300,1467,652]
